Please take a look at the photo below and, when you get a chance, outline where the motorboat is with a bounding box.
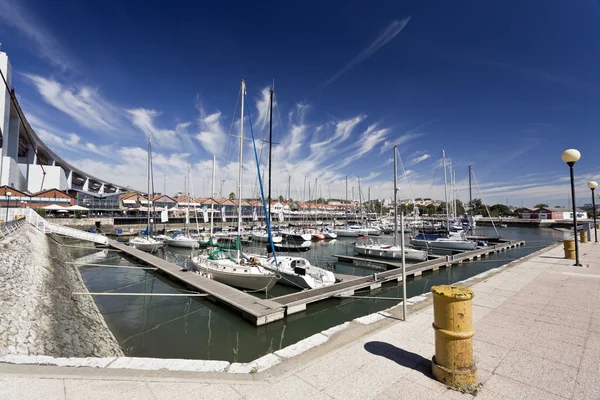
[270,241,311,252]
[409,232,477,251]
[190,248,278,291]
[165,232,200,248]
[259,255,336,289]
[311,231,326,241]
[281,229,312,242]
[321,229,338,239]
[353,237,427,262]
[252,230,283,243]
[129,236,162,253]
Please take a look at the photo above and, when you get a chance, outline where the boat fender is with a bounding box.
[206,273,213,280]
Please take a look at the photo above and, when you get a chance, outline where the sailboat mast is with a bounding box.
[268,87,273,225]
[442,150,449,229]
[147,135,151,235]
[468,165,472,214]
[393,145,398,247]
[238,79,245,235]
[210,155,215,238]
[187,161,191,234]
[358,176,362,226]
[453,168,457,218]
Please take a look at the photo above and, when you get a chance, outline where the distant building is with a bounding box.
[517,207,587,220]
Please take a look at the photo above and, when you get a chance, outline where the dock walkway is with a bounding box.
[272,240,524,314]
[108,240,285,326]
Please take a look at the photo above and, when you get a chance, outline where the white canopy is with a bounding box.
[67,205,89,211]
[43,204,66,210]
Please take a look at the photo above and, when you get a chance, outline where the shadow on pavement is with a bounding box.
[364,341,431,376]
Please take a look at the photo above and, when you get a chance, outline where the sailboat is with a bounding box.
[129,135,162,253]
[409,150,477,251]
[246,85,334,289]
[165,163,200,248]
[191,79,278,291]
[352,146,428,262]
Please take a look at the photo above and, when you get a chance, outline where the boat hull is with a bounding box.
[129,242,161,253]
[353,245,427,262]
[191,261,277,291]
[409,239,477,251]
[165,238,200,248]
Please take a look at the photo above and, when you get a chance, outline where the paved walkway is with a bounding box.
[1,241,599,399]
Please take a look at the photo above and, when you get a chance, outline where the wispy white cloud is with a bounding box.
[196,110,228,155]
[337,124,390,168]
[0,0,73,70]
[381,132,422,154]
[323,17,411,87]
[24,74,121,131]
[127,108,180,150]
[410,153,430,165]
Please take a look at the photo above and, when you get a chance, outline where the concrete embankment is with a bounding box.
[0,225,123,357]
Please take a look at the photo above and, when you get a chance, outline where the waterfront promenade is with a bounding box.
[1,241,599,399]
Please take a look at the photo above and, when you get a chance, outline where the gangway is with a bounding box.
[6,208,108,245]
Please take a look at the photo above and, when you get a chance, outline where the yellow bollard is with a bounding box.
[580,230,588,243]
[431,285,477,391]
[564,239,575,259]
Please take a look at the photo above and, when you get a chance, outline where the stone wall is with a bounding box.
[0,225,123,357]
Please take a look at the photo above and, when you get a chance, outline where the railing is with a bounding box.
[0,217,27,239]
[6,208,109,245]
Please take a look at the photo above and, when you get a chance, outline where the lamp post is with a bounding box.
[562,149,581,266]
[589,181,598,242]
[5,191,12,222]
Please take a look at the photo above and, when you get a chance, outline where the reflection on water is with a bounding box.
[75,226,566,362]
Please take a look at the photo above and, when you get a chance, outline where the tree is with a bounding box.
[278,195,284,202]
[229,192,236,201]
[534,203,549,208]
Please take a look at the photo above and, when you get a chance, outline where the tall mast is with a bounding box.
[288,175,291,201]
[393,146,398,246]
[442,150,449,229]
[210,155,215,238]
[453,168,457,218]
[358,176,362,225]
[147,134,151,235]
[345,175,348,224]
[187,161,191,233]
[238,79,245,235]
[468,165,472,215]
[267,87,273,226]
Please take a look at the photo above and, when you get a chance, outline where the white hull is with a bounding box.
[252,232,283,243]
[191,258,277,291]
[259,256,336,290]
[409,239,477,251]
[165,236,200,248]
[129,239,162,253]
[353,244,427,262]
[334,229,360,237]
[323,231,338,239]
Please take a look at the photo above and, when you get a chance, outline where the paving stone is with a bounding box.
[0,377,65,400]
[233,375,329,400]
[148,382,243,400]
[65,379,154,400]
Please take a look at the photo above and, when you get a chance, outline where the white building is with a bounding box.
[0,46,128,194]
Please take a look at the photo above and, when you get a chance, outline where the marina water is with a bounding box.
[73,226,567,362]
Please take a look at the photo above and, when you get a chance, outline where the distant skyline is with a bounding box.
[0,0,599,207]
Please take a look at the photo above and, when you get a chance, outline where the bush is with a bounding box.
[38,208,46,218]
[75,210,82,219]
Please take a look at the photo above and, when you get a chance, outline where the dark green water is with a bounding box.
[75,226,567,362]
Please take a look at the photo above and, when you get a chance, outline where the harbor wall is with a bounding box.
[0,225,123,357]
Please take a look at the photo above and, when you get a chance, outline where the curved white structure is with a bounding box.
[0,48,131,194]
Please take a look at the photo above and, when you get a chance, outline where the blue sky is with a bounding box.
[0,0,599,206]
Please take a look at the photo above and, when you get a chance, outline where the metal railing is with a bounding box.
[4,208,109,245]
[0,217,27,239]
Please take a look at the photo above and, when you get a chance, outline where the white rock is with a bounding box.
[108,357,230,372]
[354,311,392,325]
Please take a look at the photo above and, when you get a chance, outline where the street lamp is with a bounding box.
[589,181,598,242]
[561,149,581,266]
[5,191,12,222]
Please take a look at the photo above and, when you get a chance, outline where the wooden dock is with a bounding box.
[271,240,525,315]
[108,240,285,326]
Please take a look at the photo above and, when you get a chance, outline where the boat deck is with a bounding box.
[271,240,525,314]
[108,240,285,325]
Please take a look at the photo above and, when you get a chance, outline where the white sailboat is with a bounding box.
[129,134,162,254]
[191,79,278,291]
[352,147,427,262]
[165,163,199,249]
[260,256,335,289]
